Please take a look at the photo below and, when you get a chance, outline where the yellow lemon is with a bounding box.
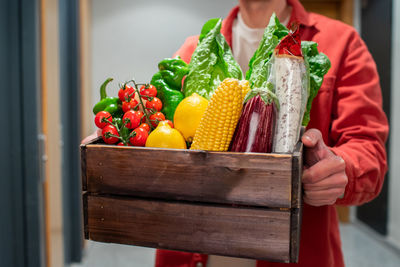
[145,121,186,149]
[174,93,208,142]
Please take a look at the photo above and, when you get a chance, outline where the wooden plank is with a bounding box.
[289,142,303,261]
[336,206,350,222]
[85,145,293,208]
[301,0,340,20]
[83,193,89,240]
[301,0,354,25]
[290,208,302,263]
[80,144,87,191]
[291,142,303,209]
[340,0,354,25]
[40,0,50,264]
[41,0,65,266]
[79,0,94,139]
[86,194,291,262]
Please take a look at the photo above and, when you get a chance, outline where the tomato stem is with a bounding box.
[127,130,137,139]
[129,79,155,130]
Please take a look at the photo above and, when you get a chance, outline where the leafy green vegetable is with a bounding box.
[246,13,331,126]
[244,83,279,109]
[301,41,331,125]
[246,14,289,88]
[183,18,243,100]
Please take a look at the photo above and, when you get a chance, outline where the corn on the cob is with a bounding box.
[191,78,249,151]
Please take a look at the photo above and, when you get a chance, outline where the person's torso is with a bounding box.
[170,9,362,267]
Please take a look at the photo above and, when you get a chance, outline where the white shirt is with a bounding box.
[232,12,290,74]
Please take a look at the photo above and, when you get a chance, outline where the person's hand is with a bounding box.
[81,129,102,144]
[301,128,348,206]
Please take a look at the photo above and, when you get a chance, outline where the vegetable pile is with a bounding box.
[92,14,330,153]
[93,78,183,148]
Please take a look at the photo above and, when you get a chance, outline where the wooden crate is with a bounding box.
[81,138,303,263]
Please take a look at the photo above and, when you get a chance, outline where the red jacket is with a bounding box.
[156,0,389,266]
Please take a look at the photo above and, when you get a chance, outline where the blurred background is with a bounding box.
[1,0,399,266]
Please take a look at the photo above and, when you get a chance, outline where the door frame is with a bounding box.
[59,0,84,263]
[0,0,45,266]
[356,0,392,235]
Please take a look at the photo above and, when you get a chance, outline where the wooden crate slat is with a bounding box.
[289,142,303,261]
[85,145,293,208]
[291,141,303,209]
[86,194,291,262]
[80,143,87,191]
[290,208,302,263]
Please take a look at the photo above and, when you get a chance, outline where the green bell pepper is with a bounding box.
[151,72,184,121]
[150,57,189,120]
[92,78,122,116]
[158,58,190,88]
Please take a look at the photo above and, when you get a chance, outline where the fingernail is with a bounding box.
[304,135,312,142]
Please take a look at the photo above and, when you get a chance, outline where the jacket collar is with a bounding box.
[221,0,313,47]
[287,0,312,27]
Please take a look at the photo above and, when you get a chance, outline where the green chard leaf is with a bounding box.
[244,84,279,109]
[183,18,243,100]
[245,14,331,126]
[246,14,289,89]
[301,41,331,126]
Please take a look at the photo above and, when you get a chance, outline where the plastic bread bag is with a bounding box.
[272,27,308,153]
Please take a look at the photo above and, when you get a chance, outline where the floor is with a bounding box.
[71,223,400,267]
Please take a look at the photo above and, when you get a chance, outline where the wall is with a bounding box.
[90,0,236,132]
[388,0,400,249]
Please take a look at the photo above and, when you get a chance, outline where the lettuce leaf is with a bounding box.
[301,41,331,125]
[183,18,243,100]
[246,14,289,88]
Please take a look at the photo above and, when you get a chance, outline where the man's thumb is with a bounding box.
[301,128,324,149]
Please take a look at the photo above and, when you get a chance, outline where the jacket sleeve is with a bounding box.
[173,35,199,64]
[330,30,389,206]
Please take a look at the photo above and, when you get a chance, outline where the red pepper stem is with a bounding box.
[100,78,114,100]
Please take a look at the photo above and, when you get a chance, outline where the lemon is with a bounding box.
[145,121,186,149]
[174,93,209,142]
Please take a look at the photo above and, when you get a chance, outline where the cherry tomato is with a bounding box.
[139,123,150,133]
[94,111,112,129]
[123,110,143,129]
[149,112,165,127]
[129,127,148,146]
[118,85,135,102]
[117,142,125,146]
[145,97,163,112]
[102,125,119,144]
[164,120,174,128]
[122,98,139,113]
[139,84,157,100]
